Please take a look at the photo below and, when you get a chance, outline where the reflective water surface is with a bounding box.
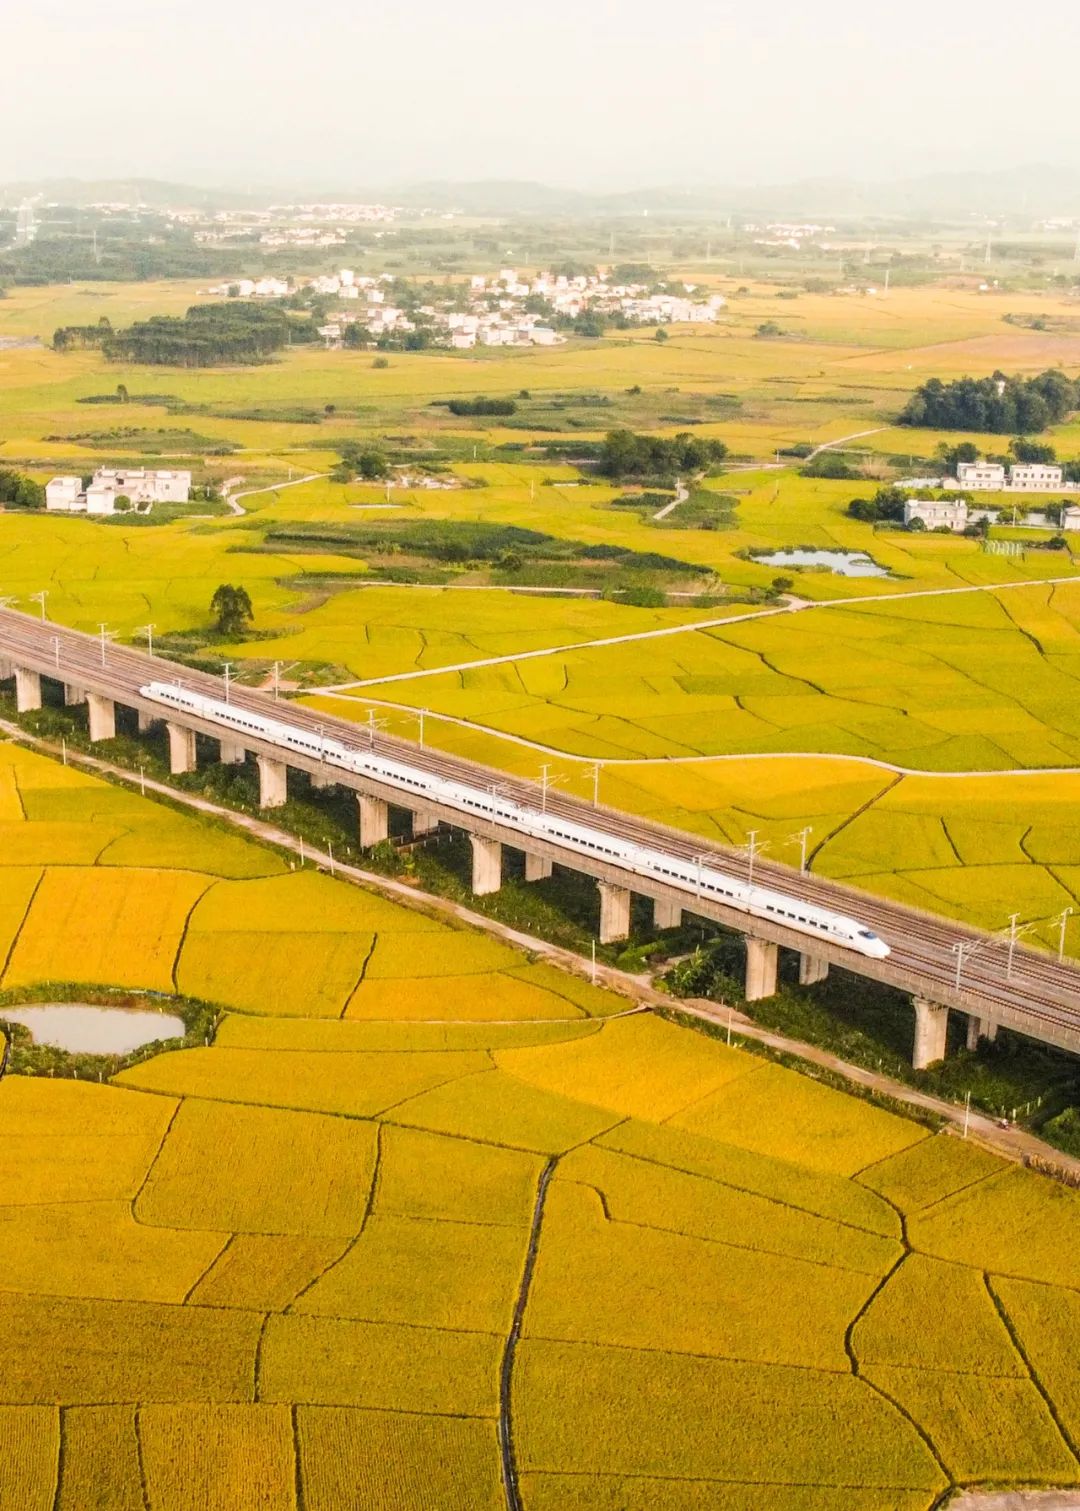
[1,1004,185,1055]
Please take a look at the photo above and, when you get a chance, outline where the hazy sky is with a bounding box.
[8,0,1080,189]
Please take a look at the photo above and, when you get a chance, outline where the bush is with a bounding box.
[447,397,517,417]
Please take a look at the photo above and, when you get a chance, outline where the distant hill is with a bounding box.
[6,166,1080,221]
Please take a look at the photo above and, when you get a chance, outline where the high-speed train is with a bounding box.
[142,681,890,960]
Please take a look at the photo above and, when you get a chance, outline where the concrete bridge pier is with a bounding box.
[63,683,86,707]
[0,657,11,680]
[137,707,159,733]
[966,1013,998,1051]
[14,666,41,713]
[745,937,779,1001]
[598,882,631,944]
[412,807,439,838]
[357,793,389,848]
[470,834,502,895]
[257,755,287,809]
[219,739,246,766]
[524,852,553,882]
[799,953,829,987]
[87,692,116,743]
[913,997,950,1069]
[167,722,197,775]
[653,897,682,930]
[309,766,336,789]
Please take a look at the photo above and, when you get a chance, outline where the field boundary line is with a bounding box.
[321,573,1080,693]
[498,1156,556,1511]
[306,690,1080,778]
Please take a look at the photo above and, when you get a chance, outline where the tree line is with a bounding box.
[898,370,1079,433]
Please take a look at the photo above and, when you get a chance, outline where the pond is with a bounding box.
[1,1004,186,1056]
[753,548,890,578]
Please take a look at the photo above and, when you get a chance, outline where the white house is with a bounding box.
[94,468,191,504]
[86,483,119,516]
[1009,462,1064,490]
[904,498,970,532]
[45,476,83,513]
[956,462,1006,490]
[1062,506,1080,532]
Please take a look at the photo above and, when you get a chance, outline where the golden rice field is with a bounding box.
[1,738,1080,1508]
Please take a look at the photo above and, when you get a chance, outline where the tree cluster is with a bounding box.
[73,303,322,368]
[0,469,45,509]
[597,429,728,480]
[899,370,1079,433]
[846,486,909,524]
[447,396,517,417]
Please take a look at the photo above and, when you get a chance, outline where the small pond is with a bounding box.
[753,548,890,578]
[1,1004,185,1055]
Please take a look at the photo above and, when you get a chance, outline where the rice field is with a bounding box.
[0,740,1078,1505]
[4,271,1080,1504]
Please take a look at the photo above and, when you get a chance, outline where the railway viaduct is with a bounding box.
[2,605,1079,1071]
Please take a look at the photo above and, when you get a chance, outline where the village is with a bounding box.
[203,265,726,348]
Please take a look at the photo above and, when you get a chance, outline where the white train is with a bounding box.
[141,681,891,960]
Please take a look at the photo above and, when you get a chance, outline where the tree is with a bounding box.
[1011,436,1057,464]
[357,448,389,481]
[654,328,669,343]
[210,584,254,636]
[113,494,133,513]
[771,575,795,592]
[116,383,129,403]
[342,324,372,349]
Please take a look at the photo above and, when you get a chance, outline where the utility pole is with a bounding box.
[1007,913,1020,980]
[1058,906,1073,963]
[98,623,110,666]
[589,762,602,807]
[137,623,155,657]
[788,826,813,873]
[272,661,281,700]
[31,590,48,621]
[540,763,551,813]
[52,636,61,670]
[222,663,232,704]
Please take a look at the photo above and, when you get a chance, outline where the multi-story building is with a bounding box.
[1009,462,1064,490]
[904,498,970,532]
[956,462,1006,490]
[44,468,191,516]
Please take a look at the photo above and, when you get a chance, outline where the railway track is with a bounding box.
[2,608,1079,1045]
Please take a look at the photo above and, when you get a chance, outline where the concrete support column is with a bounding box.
[257,755,288,809]
[799,953,830,987]
[14,666,41,713]
[412,807,439,837]
[357,793,389,848]
[469,834,502,896]
[598,882,631,944]
[137,707,158,734]
[309,767,336,789]
[524,852,553,882]
[86,692,116,743]
[745,937,779,1001]
[653,897,683,930]
[0,656,12,680]
[167,721,197,776]
[913,997,950,1070]
[63,683,85,707]
[966,1014,998,1051]
[219,739,246,766]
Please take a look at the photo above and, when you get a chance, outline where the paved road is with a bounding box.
[651,477,689,521]
[2,606,1080,1052]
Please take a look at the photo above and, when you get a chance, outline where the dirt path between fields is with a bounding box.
[2,718,1077,1181]
[325,573,1080,692]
